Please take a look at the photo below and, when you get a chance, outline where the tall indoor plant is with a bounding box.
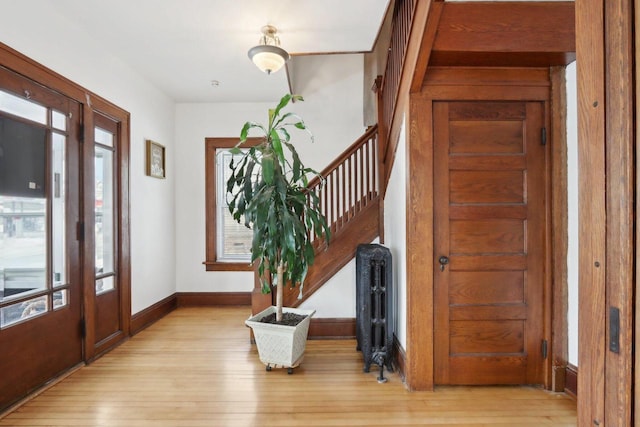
[226,94,330,370]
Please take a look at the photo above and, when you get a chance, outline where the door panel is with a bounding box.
[450,220,524,253]
[450,171,524,203]
[450,320,524,353]
[450,271,524,305]
[450,121,524,153]
[434,100,546,385]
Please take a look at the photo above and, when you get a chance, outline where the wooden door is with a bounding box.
[433,101,547,385]
[0,66,83,411]
[88,111,127,357]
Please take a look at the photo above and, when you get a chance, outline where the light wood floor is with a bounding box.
[0,307,576,426]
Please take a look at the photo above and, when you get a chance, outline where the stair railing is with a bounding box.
[375,0,418,197]
[307,125,379,248]
[381,0,416,150]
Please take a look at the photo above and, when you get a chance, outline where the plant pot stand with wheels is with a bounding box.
[245,306,315,374]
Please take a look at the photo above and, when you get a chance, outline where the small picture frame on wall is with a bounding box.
[146,139,165,179]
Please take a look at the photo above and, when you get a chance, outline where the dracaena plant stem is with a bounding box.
[276,261,284,322]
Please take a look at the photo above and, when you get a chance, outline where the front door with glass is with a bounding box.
[0,66,83,411]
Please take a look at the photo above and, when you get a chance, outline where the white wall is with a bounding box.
[174,54,367,317]
[0,8,374,319]
[383,119,408,349]
[566,61,579,366]
[299,259,357,317]
[0,2,177,314]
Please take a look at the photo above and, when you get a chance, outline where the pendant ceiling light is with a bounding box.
[248,25,290,74]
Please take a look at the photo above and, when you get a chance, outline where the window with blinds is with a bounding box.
[215,149,252,262]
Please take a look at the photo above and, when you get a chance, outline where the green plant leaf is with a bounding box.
[271,94,293,125]
[244,160,255,197]
[269,129,285,165]
[239,121,266,143]
[279,127,291,144]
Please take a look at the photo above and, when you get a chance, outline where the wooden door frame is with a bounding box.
[0,42,132,364]
[405,67,561,391]
[576,0,635,425]
[636,1,640,424]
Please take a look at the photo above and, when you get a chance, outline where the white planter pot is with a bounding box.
[245,306,315,371]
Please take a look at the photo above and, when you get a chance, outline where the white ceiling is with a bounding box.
[51,0,390,103]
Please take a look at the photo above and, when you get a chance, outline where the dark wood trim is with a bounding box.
[406,91,435,391]
[117,108,132,341]
[552,363,567,395]
[421,66,551,88]
[203,262,253,272]
[392,335,406,382]
[410,1,443,93]
[603,1,634,425]
[176,292,251,307]
[576,0,606,425]
[204,137,262,271]
[0,42,95,107]
[429,52,576,69]
[175,291,356,341]
[430,2,575,67]
[81,106,97,362]
[130,294,178,335]
[565,364,578,400]
[636,4,640,421]
[422,67,551,90]
[549,66,568,392]
[308,318,356,340]
[126,293,355,341]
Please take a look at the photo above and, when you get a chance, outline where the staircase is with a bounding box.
[253,0,419,313]
[253,125,382,311]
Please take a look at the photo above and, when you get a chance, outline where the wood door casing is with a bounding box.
[434,101,547,385]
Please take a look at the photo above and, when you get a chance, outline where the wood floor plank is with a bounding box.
[0,307,576,426]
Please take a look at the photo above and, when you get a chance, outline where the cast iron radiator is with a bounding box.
[356,243,394,383]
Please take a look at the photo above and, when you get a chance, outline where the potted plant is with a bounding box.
[226,94,330,373]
